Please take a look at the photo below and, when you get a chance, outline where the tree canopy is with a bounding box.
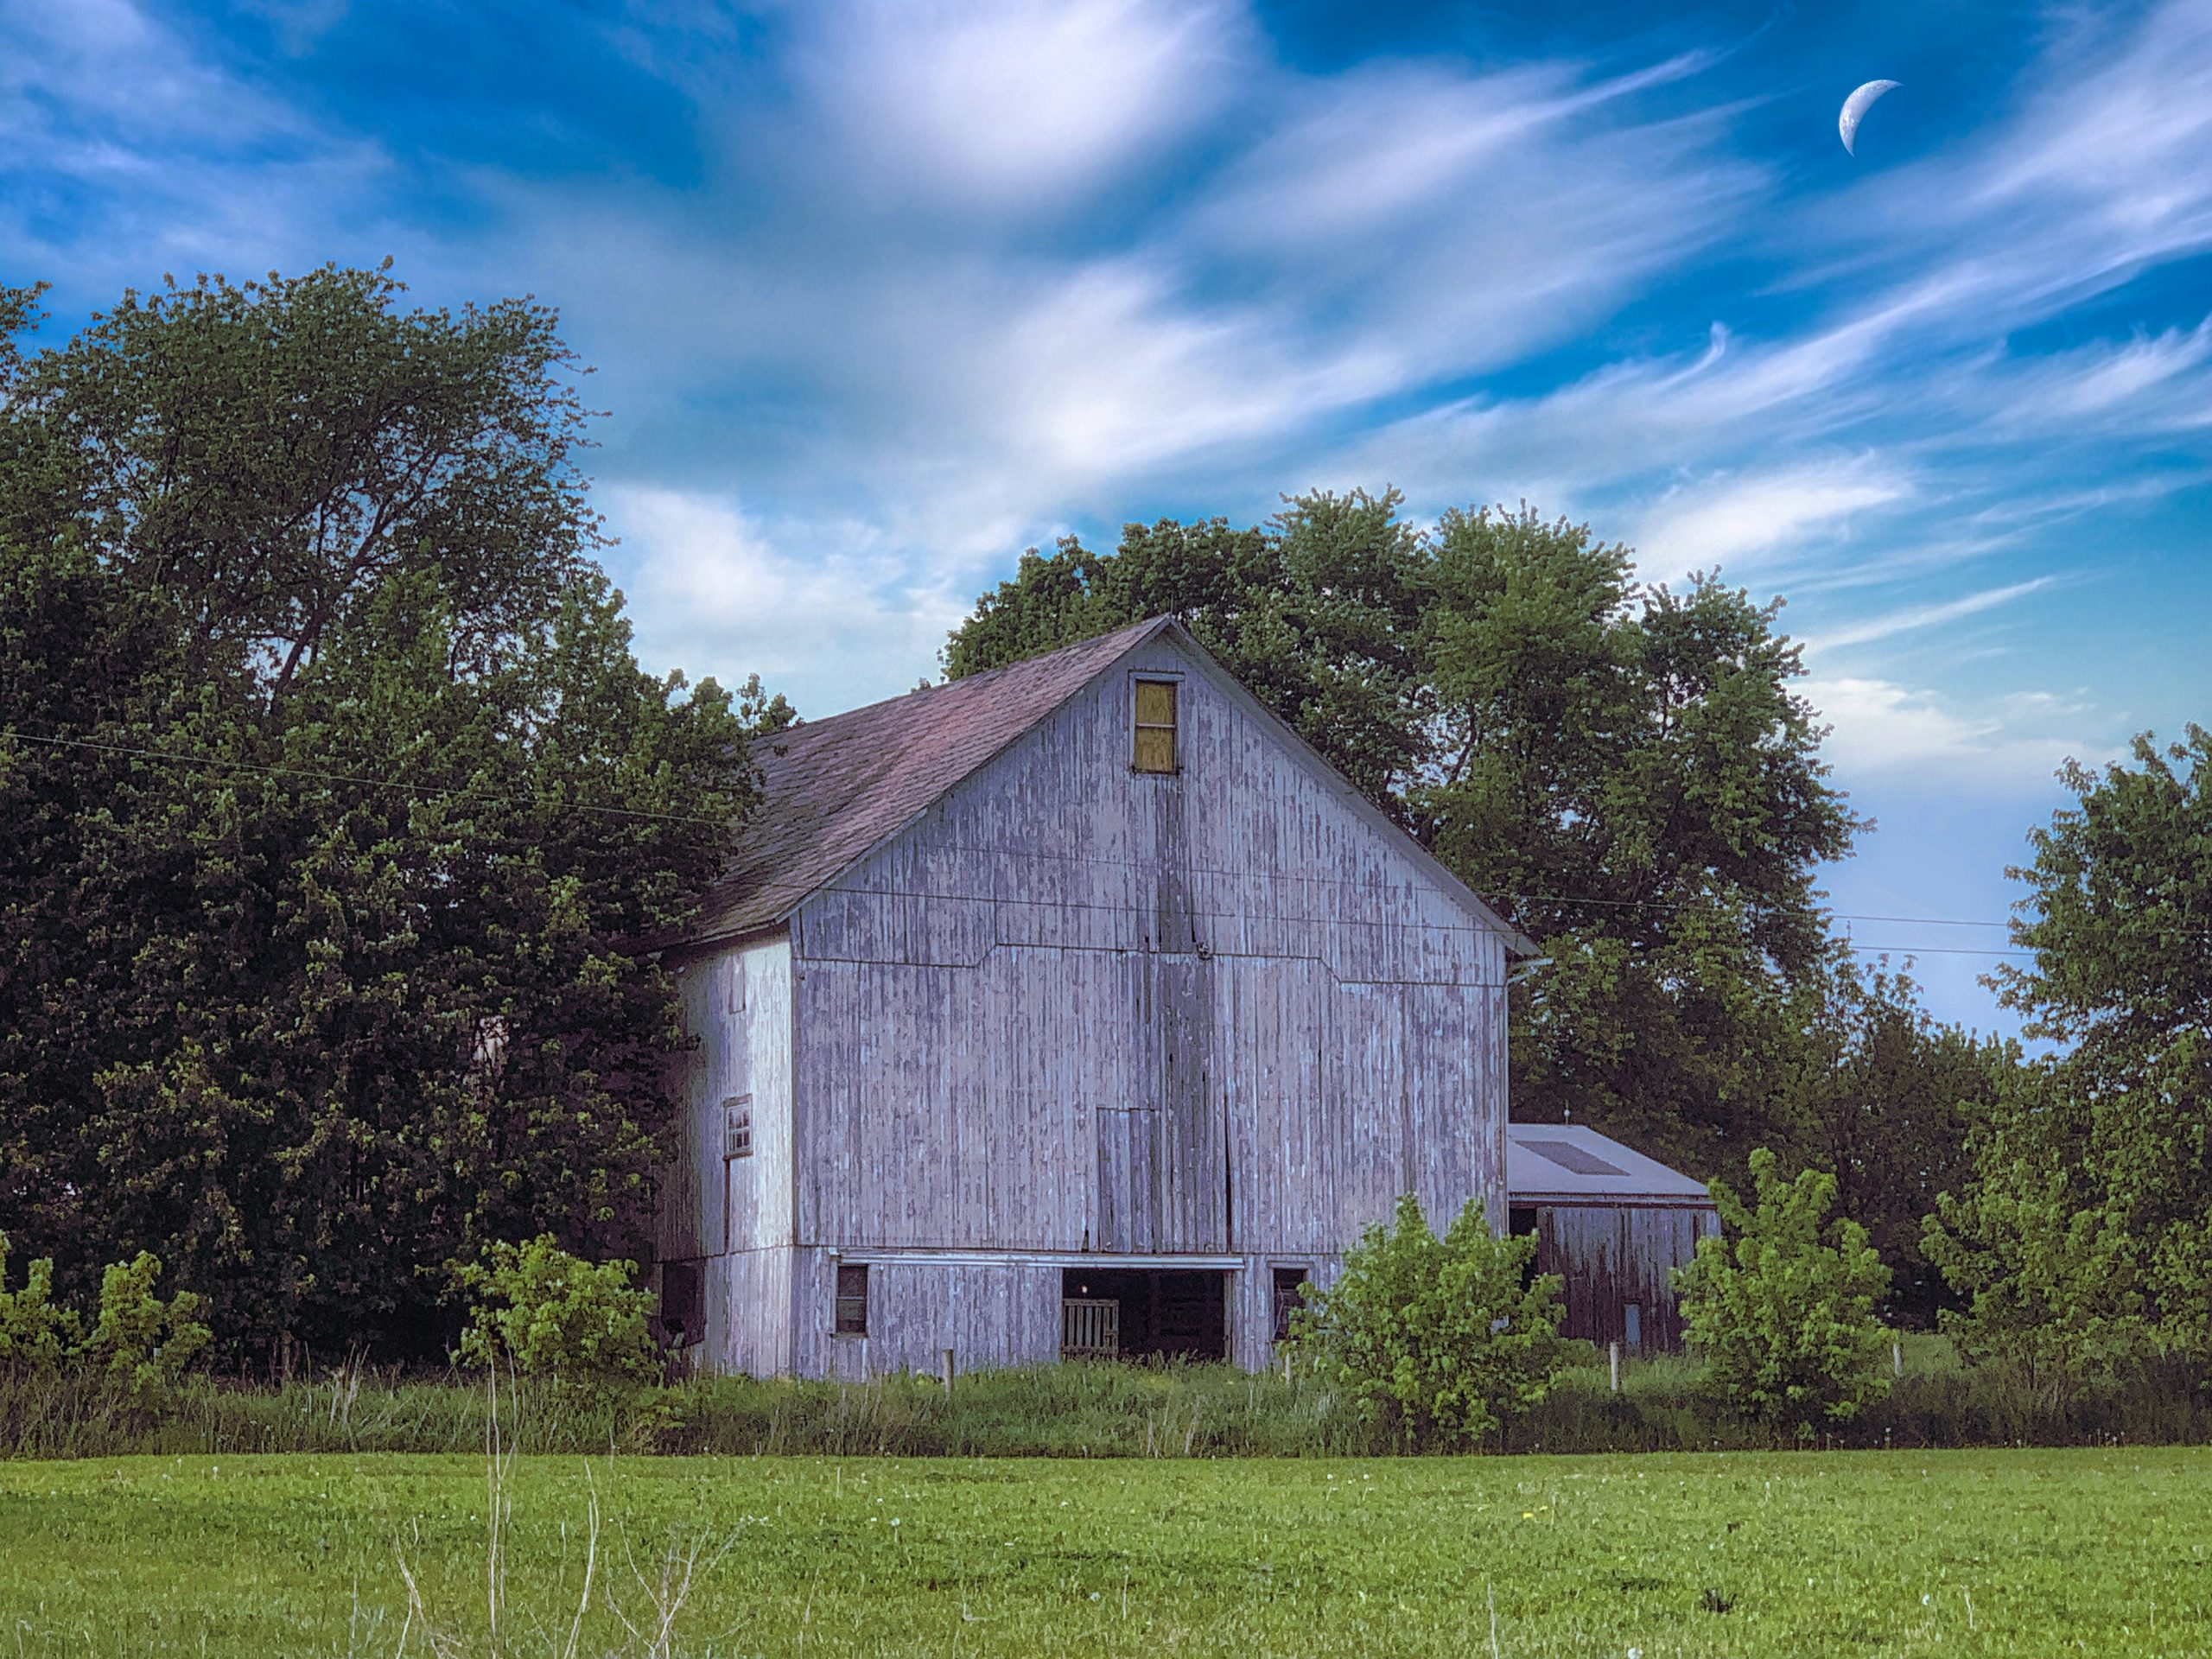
[1929,729,2212,1362]
[945,494,1863,1173]
[0,267,753,1359]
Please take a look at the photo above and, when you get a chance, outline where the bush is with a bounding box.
[1286,1193,1566,1450]
[0,1233,81,1375]
[454,1236,660,1396]
[81,1251,212,1411]
[1676,1148,1893,1434]
[1922,1133,2153,1414]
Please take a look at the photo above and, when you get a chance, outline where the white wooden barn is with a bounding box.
[652,616,1535,1377]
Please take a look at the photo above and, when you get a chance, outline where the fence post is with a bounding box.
[1609,1340,1621,1394]
[1283,1350,1293,1385]
[1892,1340,1904,1379]
[940,1347,956,1397]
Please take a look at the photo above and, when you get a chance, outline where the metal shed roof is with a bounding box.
[1507,1122,1714,1206]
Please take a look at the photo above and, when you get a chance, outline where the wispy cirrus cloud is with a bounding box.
[1805,576,2063,652]
[3,0,2202,798]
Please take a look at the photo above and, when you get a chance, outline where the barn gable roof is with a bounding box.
[685,615,1534,953]
[1506,1123,1714,1206]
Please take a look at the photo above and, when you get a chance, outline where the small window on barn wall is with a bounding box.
[1509,1208,1540,1293]
[1271,1268,1309,1344]
[723,1095,753,1160]
[1624,1302,1643,1351]
[834,1264,869,1336]
[1132,678,1179,773]
[660,1259,705,1346]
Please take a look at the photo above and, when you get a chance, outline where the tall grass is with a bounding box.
[4,1337,2206,1460]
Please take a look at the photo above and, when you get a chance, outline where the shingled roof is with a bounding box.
[688,616,1177,944]
[683,614,1535,954]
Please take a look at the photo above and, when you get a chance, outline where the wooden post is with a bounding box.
[1282,1350,1293,1385]
[940,1346,956,1396]
[1892,1340,1904,1379]
[1608,1340,1621,1394]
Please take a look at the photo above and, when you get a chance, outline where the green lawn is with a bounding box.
[0,1449,2204,1656]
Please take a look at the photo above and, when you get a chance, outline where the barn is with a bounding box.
[1506,1122,1719,1354]
[652,615,1536,1377]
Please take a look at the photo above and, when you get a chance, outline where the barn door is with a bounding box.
[1095,955,1227,1252]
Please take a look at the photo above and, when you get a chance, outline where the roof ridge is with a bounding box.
[765,614,1173,747]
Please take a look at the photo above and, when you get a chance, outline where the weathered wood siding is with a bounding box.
[660,934,798,1375]
[789,1250,1066,1378]
[1537,1202,1719,1353]
[774,634,1510,1375]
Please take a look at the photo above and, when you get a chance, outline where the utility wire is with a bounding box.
[3,724,2063,957]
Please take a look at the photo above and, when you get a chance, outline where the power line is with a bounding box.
[0,725,2069,957]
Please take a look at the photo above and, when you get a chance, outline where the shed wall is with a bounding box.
[1537,1202,1719,1353]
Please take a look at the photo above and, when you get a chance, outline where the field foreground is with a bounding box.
[0,1449,2204,1656]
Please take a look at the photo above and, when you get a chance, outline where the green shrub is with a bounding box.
[1922,1135,2153,1414]
[0,1233,81,1375]
[454,1236,660,1395]
[1286,1193,1566,1450]
[81,1251,212,1410]
[1676,1148,1893,1434]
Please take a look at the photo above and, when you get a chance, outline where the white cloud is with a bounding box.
[1185,60,1761,380]
[1802,675,2095,783]
[1806,576,2062,652]
[793,0,1247,214]
[1632,461,1907,588]
[601,484,967,712]
[0,0,392,292]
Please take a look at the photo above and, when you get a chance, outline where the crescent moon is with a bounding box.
[1839,79,1901,155]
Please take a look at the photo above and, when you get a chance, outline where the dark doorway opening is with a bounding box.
[1060,1268,1228,1363]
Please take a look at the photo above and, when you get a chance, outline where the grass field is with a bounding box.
[0,1449,2206,1656]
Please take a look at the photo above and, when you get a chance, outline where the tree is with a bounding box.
[944,498,1860,1172]
[0,264,598,696]
[1922,1084,2151,1412]
[1777,961,2012,1326]
[1418,508,1858,1170]
[0,269,755,1359]
[1675,1148,1893,1433]
[1979,729,2212,1357]
[1286,1193,1566,1450]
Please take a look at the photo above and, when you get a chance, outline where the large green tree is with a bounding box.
[1933,730,2212,1358]
[944,497,1859,1172]
[0,268,753,1358]
[1415,507,1856,1169]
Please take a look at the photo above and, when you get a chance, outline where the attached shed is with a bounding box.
[1506,1123,1719,1354]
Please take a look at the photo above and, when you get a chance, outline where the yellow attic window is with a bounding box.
[1133,679,1178,773]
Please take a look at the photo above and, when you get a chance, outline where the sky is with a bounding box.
[4,0,2209,1037]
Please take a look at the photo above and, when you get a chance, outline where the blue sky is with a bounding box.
[6,0,2209,1036]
